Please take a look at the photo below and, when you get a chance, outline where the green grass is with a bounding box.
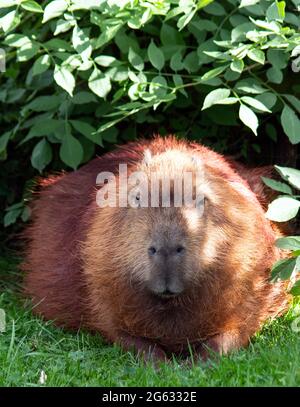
[1,252,300,387]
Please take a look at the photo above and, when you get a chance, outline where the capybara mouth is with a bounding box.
[152,289,181,300]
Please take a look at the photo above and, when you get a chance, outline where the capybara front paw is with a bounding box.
[118,334,168,364]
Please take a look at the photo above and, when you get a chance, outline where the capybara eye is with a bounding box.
[135,195,142,208]
[176,246,185,254]
[148,246,157,255]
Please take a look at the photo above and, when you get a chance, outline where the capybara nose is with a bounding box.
[148,245,185,258]
[148,246,158,255]
[148,282,184,298]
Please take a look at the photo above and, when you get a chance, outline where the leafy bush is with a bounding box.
[0,0,300,226]
[263,166,300,295]
[265,166,300,222]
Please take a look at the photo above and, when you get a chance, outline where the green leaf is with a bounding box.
[60,132,83,169]
[4,34,30,47]
[266,196,300,221]
[197,0,214,9]
[261,177,292,195]
[0,9,17,32]
[70,120,96,139]
[44,38,73,52]
[204,51,230,60]
[0,132,10,154]
[281,105,300,144]
[290,280,300,296]
[239,104,258,135]
[21,206,31,222]
[202,88,231,110]
[177,9,197,31]
[107,66,128,82]
[42,0,68,23]
[172,74,187,97]
[183,51,199,73]
[235,78,267,94]
[205,2,225,15]
[271,257,297,281]
[128,47,144,71]
[247,49,265,64]
[283,95,300,115]
[21,1,43,13]
[72,91,97,104]
[94,56,116,67]
[5,203,23,211]
[276,236,300,251]
[149,76,168,97]
[200,65,227,81]
[101,126,118,144]
[250,18,280,33]
[267,49,288,69]
[266,1,285,22]
[54,18,75,35]
[275,166,300,190]
[191,18,217,32]
[32,54,51,76]
[70,0,101,11]
[17,40,39,62]
[148,41,165,71]
[0,1,18,6]
[241,96,271,112]
[255,93,277,110]
[4,208,23,227]
[267,67,283,84]
[21,119,61,144]
[232,23,254,43]
[88,68,111,99]
[25,95,62,112]
[72,25,92,60]
[127,83,141,101]
[170,51,183,71]
[31,138,52,173]
[214,97,238,105]
[160,23,183,46]
[230,59,244,73]
[95,21,123,49]
[239,0,260,7]
[54,65,75,96]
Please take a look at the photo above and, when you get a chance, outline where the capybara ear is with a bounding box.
[231,163,276,205]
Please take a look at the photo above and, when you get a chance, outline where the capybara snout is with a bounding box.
[144,210,192,297]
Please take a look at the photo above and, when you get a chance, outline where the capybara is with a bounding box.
[23,136,290,361]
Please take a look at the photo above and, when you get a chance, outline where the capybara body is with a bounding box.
[23,137,290,361]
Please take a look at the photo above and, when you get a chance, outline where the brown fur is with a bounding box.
[23,137,291,361]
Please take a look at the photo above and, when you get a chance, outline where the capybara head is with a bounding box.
[87,145,276,307]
